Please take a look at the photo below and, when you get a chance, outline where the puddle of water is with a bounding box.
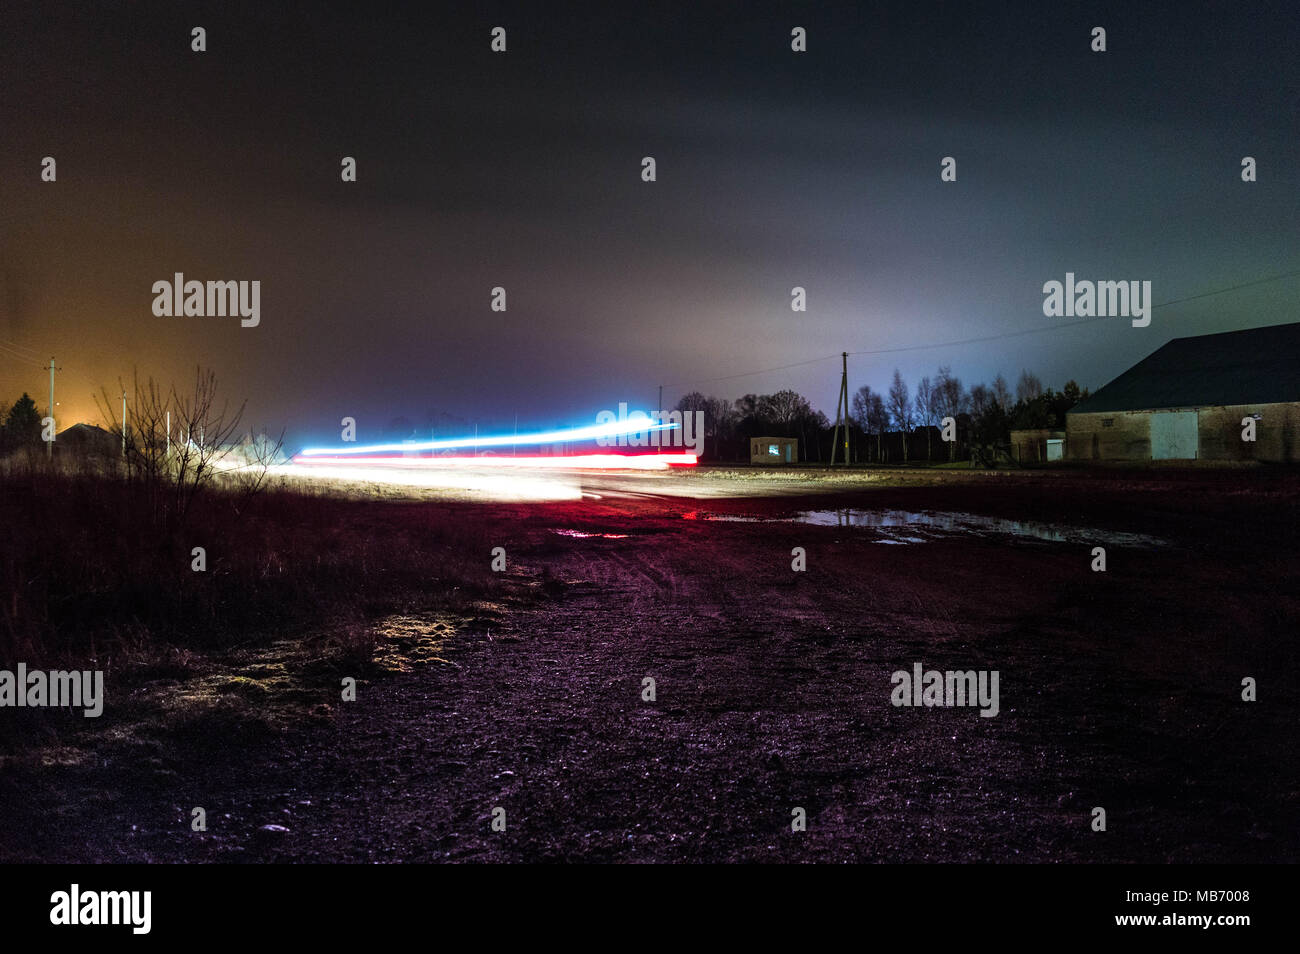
[689,509,1167,547]
[550,529,629,539]
[875,535,929,545]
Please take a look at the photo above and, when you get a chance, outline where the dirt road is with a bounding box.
[3,469,1297,862]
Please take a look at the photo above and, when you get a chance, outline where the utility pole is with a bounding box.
[657,384,663,452]
[166,410,171,458]
[46,357,60,459]
[830,352,850,466]
[121,391,127,456]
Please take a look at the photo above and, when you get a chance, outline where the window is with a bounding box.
[768,444,779,456]
[1102,418,1115,428]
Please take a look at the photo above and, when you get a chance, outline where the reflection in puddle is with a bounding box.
[550,529,630,539]
[687,509,1167,547]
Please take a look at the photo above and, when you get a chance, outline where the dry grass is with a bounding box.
[0,465,504,756]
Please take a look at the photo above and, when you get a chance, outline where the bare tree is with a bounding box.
[676,391,709,415]
[1015,369,1044,404]
[934,365,966,461]
[733,393,760,422]
[852,385,875,463]
[676,391,734,459]
[98,372,154,469]
[760,390,812,432]
[853,384,890,463]
[867,392,888,462]
[758,390,816,460]
[914,375,937,462]
[99,366,251,525]
[992,373,1012,410]
[887,369,912,462]
[706,396,734,459]
[168,367,246,518]
[226,426,286,506]
[97,370,177,517]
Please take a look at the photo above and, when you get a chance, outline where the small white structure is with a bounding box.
[750,436,797,464]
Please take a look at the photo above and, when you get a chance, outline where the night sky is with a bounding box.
[2,1,1297,445]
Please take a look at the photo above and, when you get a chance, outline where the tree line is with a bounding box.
[675,368,1090,464]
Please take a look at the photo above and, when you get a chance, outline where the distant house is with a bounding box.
[56,423,118,457]
[1066,322,1300,462]
[750,436,798,464]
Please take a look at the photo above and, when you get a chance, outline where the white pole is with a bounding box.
[47,357,56,458]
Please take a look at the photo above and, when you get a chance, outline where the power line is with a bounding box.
[0,336,44,360]
[0,349,100,392]
[848,268,1300,358]
[0,333,106,383]
[1148,268,1300,308]
[0,343,45,366]
[660,268,1300,391]
[848,317,1118,357]
[1,337,103,392]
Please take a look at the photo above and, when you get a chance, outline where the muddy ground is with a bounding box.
[2,467,1297,862]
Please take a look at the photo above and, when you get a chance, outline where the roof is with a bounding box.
[56,423,118,451]
[58,422,113,440]
[1069,322,1300,414]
